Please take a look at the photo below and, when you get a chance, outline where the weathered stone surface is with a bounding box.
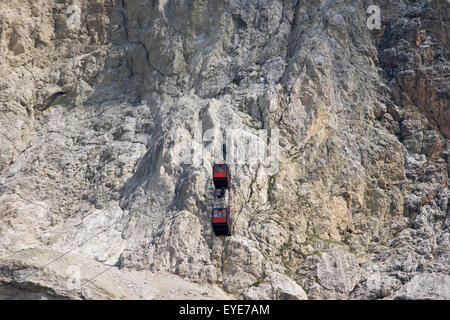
[390,273,450,300]
[244,271,307,300]
[0,248,231,299]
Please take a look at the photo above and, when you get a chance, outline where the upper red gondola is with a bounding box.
[213,164,230,189]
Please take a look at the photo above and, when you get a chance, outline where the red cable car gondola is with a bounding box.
[213,164,231,189]
[211,208,232,236]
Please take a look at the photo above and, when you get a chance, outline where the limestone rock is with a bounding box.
[0,248,231,300]
[244,271,307,300]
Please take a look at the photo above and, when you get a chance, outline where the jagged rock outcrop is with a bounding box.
[0,0,448,299]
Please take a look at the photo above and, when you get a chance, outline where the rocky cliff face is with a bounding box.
[0,0,448,300]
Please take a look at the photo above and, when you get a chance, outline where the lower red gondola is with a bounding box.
[211,208,232,236]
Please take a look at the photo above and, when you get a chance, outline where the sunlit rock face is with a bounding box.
[0,0,448,299]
